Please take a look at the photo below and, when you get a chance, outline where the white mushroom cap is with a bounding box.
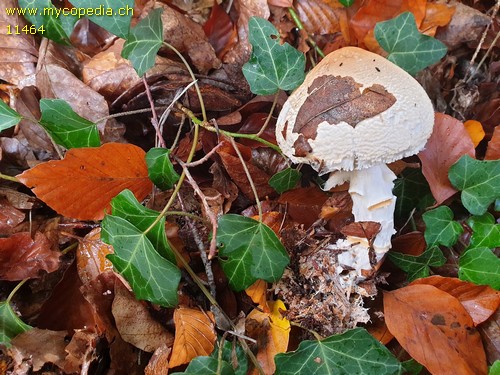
[276,47,435,173]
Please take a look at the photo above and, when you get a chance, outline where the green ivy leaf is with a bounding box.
[242,17,305,95]
[121,8,164,77]
[401,359,424,375]
[338,0,355,6]
[375,12,447,75]
[0,101,22,132]
[210,339,248,375]
[448,155,500,216]
[39,99,100,149]
[269,168,301,194]
[274,328,402,375]
[171,356,235,375]
[467,213,500,250]
[18,0,76,44]
[101,215,181,306]
[393,168,433,223]
[422,206,463,247]
[0,301,32,347]
[69,0,133,39]
[490,360,500,375]
[216,214,289,291]
[388,246,446,281]
[459,247,500,290]
[110,190,176,264]
[146,148,180,191]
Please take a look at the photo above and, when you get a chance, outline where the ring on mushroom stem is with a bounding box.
[275,47,435,283]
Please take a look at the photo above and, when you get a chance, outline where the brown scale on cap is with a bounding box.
[292,75,397,141]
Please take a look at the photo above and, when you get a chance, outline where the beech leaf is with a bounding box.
[121,8,163,76]
[0,301,32,347]
[17,143,153,221]
[0,100,22,131]
[375,12,447,75]
[110,190,175,263]
[145,148,180,191]
[422,206,463,247]
[216,214,289,291]
[388,246,446,281]
[269,168,301,194]
[384,284,488,374]
[101,215,181,306]
[274,328,402,375]
[69,0,133,39]
[242,17,305,95]
[448,155,500,216]
[459,247,500,290]
[467,213,500,250]
[39,99,100,149]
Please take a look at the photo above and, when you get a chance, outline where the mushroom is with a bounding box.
[276,47,434,281]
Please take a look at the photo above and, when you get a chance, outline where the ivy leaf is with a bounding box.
[0,101,22,132]
[110,190,176,264]
[121,8,164,77]
[146,148,180,191]
[422,206,463,247]
[338,0,355,6]
[448,155,500,216]
[101,215,181,306]
[375,12,447,75]
[242,17,305,95]
[0,301,32,347]
[216,214,289,291]
[459,247,500,290]
[467,213,500,250]
[393,168,433,223]
[210,339,248,375]
[69,0,133,39]
[274,328,402,375]
[171,356,235,375]
[269,168,301,194]
[388,247,446,281]
[18,0,76,44]
[39,99,100,149]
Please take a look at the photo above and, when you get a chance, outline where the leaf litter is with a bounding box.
[0,0,499,374]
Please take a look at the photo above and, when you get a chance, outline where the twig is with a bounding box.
[182,143,222,168]
[142,76,166,148]
[256,92,279,137]
[229,137,263,222]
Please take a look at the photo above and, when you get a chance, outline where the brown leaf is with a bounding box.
[278,186,329,228]
[112,280,174,352]
[0,197,24,233]
[63,330,99,374]
[391,231,426,256]
[478,309,500,364]
[485,125,500,160]
[340,221,381,241]
[9,329,67,372]
[384,284,488,375]
[145,344,171,375]
[77,228,114,285]
[0,232,60,281]
[411,276,500,325]
[203,3,238,59]
[17,143,152,220]
[0,0,37,86]
[169,307,216,368]
[418,113,475,205]
[295,0,348,37]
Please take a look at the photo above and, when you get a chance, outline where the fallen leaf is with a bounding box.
[63,330,99,374]
[418,113,475,205]
[340,221,381,241]
[485,125,500,160]
[76,228,114,285]
[295,0,348,37]
[112,280,174,352]
[17,143,153,220]
[384,284,488,375]
[169,307,216,368]
[0,198,24,233]
[420,3,455,36]
[145,344,171,375]
[245,279,270,312]
[391,231,426,256]
[464,120,485,147]
[411,276,500,325]
[202,3,238,59]
[0,232,60,281]
[279,186,329,228]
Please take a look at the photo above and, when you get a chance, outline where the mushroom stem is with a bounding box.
[325,163,397,277]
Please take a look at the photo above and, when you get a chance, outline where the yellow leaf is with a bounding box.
[268,300,291,354]
[245,279,270,312]
[464,120,485,147]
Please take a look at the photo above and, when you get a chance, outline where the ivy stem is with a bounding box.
[142,76,167,148]
[256,92,279,137]
[94,106,170,124]
[0,172,20,183]
[7,279,28,304]
[288,7,325,58]
[229,137,263,222]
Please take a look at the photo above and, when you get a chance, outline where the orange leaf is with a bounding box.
[411,276,500,326]
[418,113,475,205]
[463,120,485,147]
[77,228,114,285]
[420,3,455,36]
[485,125,500,160]
[169,307,216,368]
[17,143,152,220]
[246,279,270,312]
[384,284,488,375]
